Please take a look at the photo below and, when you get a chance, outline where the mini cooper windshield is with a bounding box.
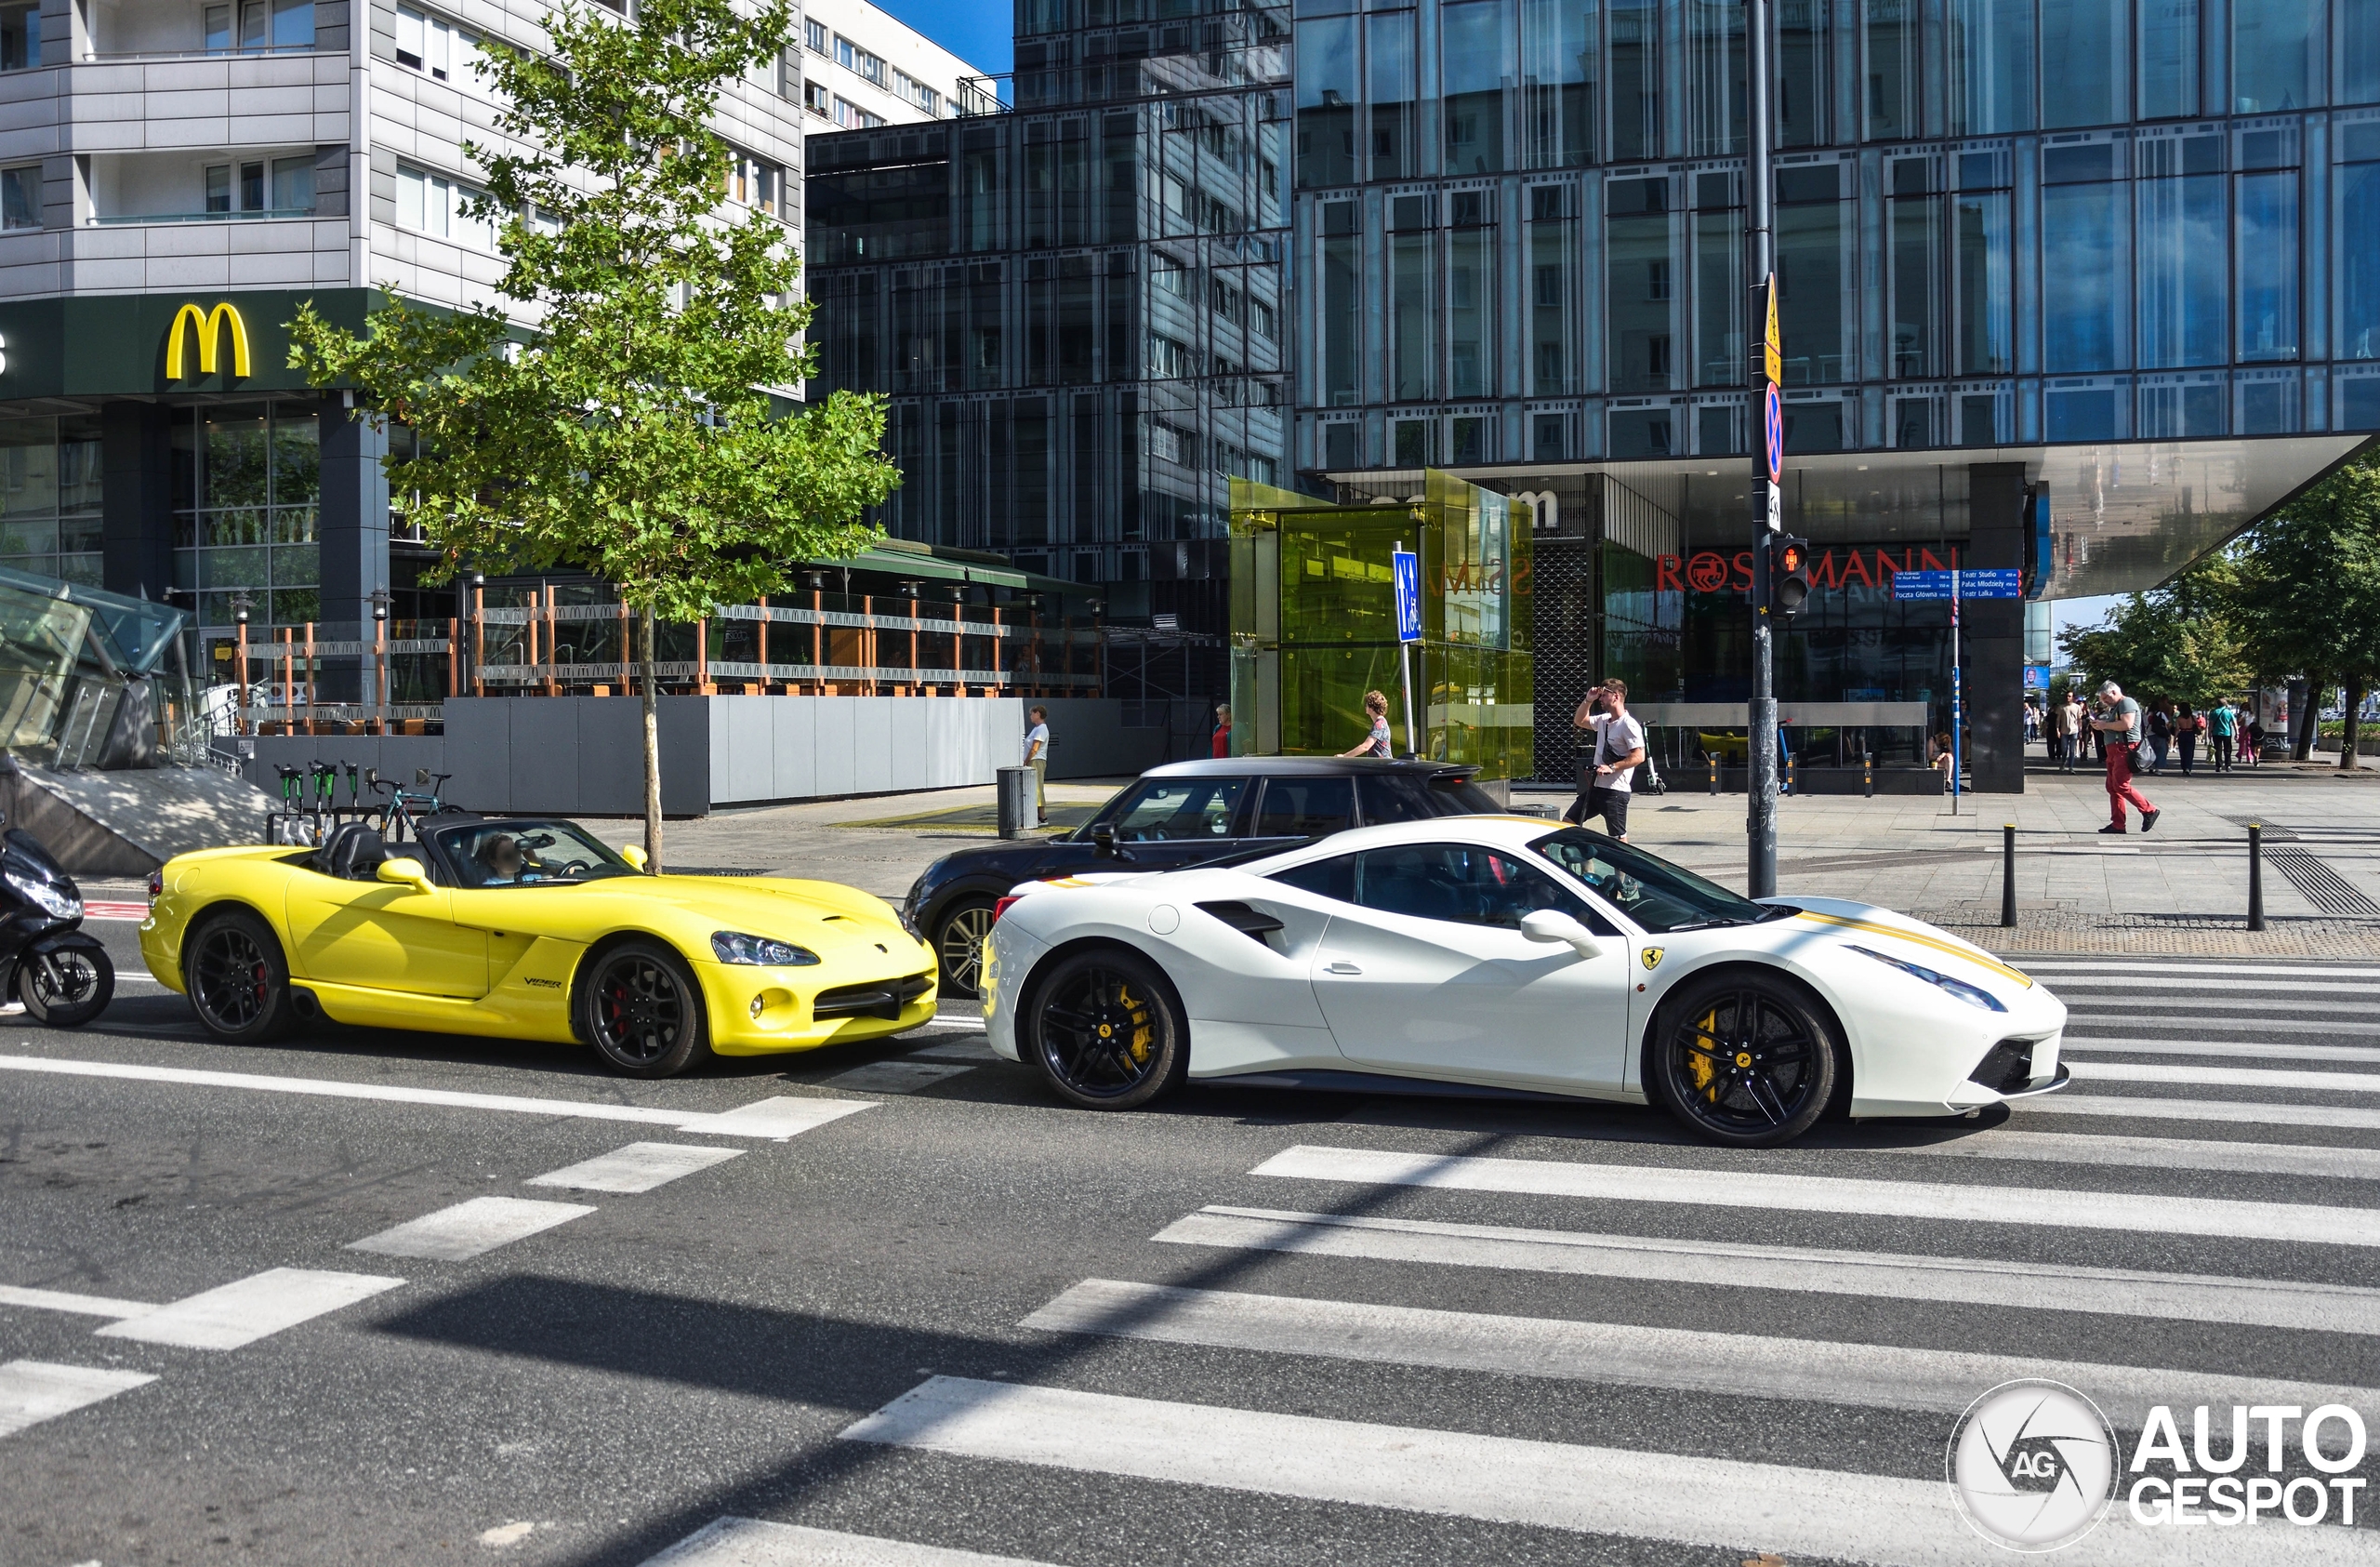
[432,821,639,888]
[1531,829,1785,933]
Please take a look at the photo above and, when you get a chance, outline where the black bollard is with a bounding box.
[2248,823,2265,932]
[1863,750,1873,798]
[2001,824,2016,927]
[1708,751,1719,796]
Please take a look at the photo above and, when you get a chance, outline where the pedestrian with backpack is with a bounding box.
[2175,702,2202,776]
[2090,681,2160,834]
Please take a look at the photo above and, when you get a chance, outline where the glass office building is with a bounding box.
[805,0,1294,699]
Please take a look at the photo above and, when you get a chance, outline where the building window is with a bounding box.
[835,34,886,88]
[802,78,829,117]
[170,402,322,629]
[394,5,480,81]
[0,3,37,70]
[0,415,104,588]
[892,68,939,114]
[0,164,38,231]
[205,0,313,52]
[805,18,826,53]
[397,163,496,247]
[204,155,314,216]
[1147,334,1191,378]
[833,96,885,129]
[726,149,784,217]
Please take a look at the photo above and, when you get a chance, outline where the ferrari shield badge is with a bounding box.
[1640,947,1664,971]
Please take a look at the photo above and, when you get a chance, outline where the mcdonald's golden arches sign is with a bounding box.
[165,301,252,380]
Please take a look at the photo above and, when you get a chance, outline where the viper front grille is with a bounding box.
[813,972,933,1021]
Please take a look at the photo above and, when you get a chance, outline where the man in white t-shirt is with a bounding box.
[1565,678,1646,841]
[1024,706,1051,826]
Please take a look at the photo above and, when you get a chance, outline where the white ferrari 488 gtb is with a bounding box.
[979,817,2068,1147]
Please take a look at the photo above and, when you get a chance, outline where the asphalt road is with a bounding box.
[4,918,2377,1566]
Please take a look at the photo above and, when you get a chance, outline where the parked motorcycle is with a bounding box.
[0,811,113,1026]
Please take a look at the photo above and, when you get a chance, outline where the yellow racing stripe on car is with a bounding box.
[1790,910,2034,989]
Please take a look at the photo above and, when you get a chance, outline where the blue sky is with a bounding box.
[879,0,1012,75]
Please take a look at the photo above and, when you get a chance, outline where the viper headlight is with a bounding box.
[711,931,820,966]
[7,871,78,922]
[1848,944,2005,1013]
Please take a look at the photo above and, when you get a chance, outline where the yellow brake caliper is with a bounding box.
[1118,984,1153,1063]
[1691,1009,1720,1100]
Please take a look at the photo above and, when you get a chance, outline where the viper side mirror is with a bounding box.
[620,845,649,871]
[376,857,432,893]
[1520,909,1605,960]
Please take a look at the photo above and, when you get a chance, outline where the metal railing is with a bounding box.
[91,207,318,225]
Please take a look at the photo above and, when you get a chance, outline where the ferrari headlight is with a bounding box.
[8,871,78,922]
[1848,944,2005,1013]
[711,931,820,966]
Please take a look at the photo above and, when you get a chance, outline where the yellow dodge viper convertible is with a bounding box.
[139,817,936,1076]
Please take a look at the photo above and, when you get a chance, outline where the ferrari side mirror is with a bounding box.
[376,857,432,893]
[620,845,649,871]
[1520,909,1604,960]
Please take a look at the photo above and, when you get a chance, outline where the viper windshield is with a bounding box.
[431,820,638,888]
[1530,829,1781,933]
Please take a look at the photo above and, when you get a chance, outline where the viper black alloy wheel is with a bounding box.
[18,946,113,1027]
[183,910,294,1043]
[1027,948,1185,1110]
[579,940,712,1078]
[1650,972,1839,1148]
[936,898,997,998]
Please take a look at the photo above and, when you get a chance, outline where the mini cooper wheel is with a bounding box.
[183,910,296,1043]
[578,940,712,1078]
[1025,948,1185,1110]
[935,897,998,999]
[17,945,114,1028]
[1648,971,1839,1148]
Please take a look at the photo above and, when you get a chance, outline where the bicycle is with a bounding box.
[367,768,457,843]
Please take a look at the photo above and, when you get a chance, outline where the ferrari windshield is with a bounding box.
[1530,829,1781,933]
[432,821,637,888]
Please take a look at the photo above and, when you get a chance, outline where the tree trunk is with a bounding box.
[640,604,663,870]
[2293,677,2320,762]
[2343,677,2367,772]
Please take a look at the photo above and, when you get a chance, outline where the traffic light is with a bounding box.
[1770,534,1813,617]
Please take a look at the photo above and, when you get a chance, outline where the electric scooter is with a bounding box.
[0,810,113,1026]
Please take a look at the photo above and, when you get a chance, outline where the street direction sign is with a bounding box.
[1392,549,1421,643]
[1893,569,2021,601]
[1763,384,1783,485]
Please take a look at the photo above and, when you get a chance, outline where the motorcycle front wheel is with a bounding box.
[18,945,114,1027]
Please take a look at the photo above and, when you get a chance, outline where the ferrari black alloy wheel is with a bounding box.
[1026,948,1185,1110]
[936,898,997,998]
[184,910,295,1043]
[18,946,113,1027]
[1649,971,1839,1147]
[579,940,712,1078]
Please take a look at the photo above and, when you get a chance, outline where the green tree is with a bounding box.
[2228,458,2380,767]
[290,0,898,864]
[2055,586,2249,712]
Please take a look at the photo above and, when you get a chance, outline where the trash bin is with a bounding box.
[996,764,1037,840]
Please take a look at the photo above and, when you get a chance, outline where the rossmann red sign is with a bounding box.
[1656,546,1964,594]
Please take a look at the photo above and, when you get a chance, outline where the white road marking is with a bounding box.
[2040,976,2377,995]
[346,1197,593,1261]
[1156,1206,2380,1335]
[0,1360,155,1438]
[2064,1037,2380,1064]
[523,1142,744,1193]
[0,1283,153,1320]
[95,1267,403,1350]
[823,1061,975,1094]
[2019,1094,2380,1130]
[1249,1144,2379,1248]
[673,1096,876,1139]
[642,1517,1057,1567]
[1021,1278,2380,1429]
[841,1376,2341,1567]
[2022,963,2380,981]
[1895,1127,2380,1180]
[2062,1010,2380,1035]
[2072,1060,2380,1094]
[0,1056,869,1139]
[910,1016,986,1032]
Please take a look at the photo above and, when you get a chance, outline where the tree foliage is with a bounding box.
[288,0,899,852]
[2055,587,2249,710]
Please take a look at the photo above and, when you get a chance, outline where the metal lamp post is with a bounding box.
[1745,0,1780,897]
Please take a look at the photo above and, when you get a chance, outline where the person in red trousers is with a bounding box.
[2089,680,2161,834]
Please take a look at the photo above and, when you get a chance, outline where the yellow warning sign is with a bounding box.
[1763,273,1781,386]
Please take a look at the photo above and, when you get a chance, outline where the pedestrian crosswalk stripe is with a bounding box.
[642,1517,1057,1567]
[347,1197,592,1261]
[2037,976,2377,995]
[1895,1127,2380,1180]
[2018,1094,2380,1131]
[2021,963,2380,981]
[1249,1144,2379,1248]
[0,1283,154,1321]
[841,1376,2326,1567]
[523,1142,744,1193]
[1021,1278,2380,1429]
[0,1361,155,1439]
[2064,1037,2380,1064]
[1155,1206,2380,1334]
[95,1268,403,1350]
[2072,1060,2380,1095]
[2063,1009,2380,1035]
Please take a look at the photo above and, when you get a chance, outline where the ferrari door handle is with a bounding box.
[1324,961,1362,975]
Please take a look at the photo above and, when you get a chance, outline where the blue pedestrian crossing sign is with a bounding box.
[1392,550,1421,643]
[1893,568,2021,601]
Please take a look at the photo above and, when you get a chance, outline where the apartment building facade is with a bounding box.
[789,0,983,130]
